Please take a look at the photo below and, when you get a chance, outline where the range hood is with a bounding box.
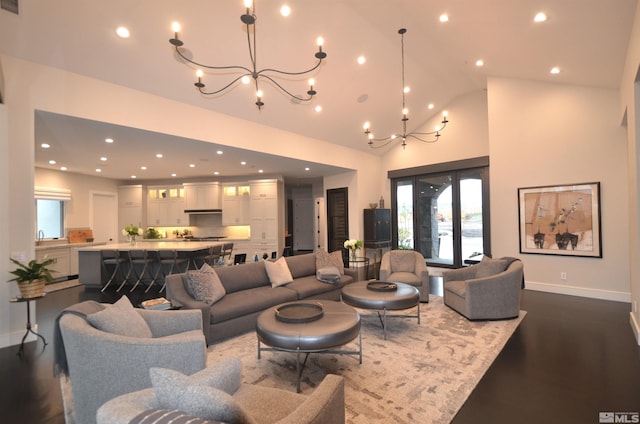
[184,209,223,215]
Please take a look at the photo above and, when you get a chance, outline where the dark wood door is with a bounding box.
[327,188,349,256]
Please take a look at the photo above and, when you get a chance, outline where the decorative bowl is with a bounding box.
[369,203,378,209]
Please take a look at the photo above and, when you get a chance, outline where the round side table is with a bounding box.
[10,294,48,357]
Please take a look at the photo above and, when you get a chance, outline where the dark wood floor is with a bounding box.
[1,282,639,424]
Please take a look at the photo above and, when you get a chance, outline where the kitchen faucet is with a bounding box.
[37,229,45,241]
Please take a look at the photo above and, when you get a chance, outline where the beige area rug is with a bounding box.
[207,296,526,424]
[45,279,82,293]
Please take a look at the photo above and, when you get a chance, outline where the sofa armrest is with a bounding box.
[138,309,203,338]
[442,266,477,283]
[165,273,213,345]
[276,374,345,424]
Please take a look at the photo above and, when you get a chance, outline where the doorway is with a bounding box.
[90,191,118,243]
[327,187,349,254]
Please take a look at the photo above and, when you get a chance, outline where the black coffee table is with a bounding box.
[256,300,361,392]
[341,281,420,339]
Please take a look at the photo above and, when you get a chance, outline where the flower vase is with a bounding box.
[351,249,357,261]
[128,235,137,246]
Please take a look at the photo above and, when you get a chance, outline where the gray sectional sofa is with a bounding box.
[166,252,355,344]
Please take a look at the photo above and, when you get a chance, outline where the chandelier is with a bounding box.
[363,28,449,149]
[168,0,327,110]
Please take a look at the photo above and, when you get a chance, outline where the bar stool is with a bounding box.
[129,250,159,292]
[100,249,128,292]
[154,249,189,292]
[221,242,234,260]
[207,244,223,266]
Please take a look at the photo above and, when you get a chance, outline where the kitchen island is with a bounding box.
[77,241,222,288]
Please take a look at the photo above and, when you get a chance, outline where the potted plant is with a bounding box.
[8,257,55,299]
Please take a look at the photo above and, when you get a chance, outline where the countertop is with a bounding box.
[76,241,224,251]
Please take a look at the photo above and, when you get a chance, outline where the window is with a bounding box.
[36,199,64,239]
[390,157,490,268]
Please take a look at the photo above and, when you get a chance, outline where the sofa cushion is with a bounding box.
[86,295,152,338]
[185,264,226,305]
[330,251,345,275]
[214,261,270,294]
[285,275,343,299]
[264,257,294,288]
[315,248,345,276]
[389,251,416,273]
[284,253,317,279]
[150,367,253,423]
[475,256,508,278]
[209,286,298,324]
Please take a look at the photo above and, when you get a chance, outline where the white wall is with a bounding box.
[488,77,630,301]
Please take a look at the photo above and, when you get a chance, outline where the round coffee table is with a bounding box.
[341,281,420,340]
[256,300,362,392]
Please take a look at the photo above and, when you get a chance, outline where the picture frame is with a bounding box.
[518,182,601,257]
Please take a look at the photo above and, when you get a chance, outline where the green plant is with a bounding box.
[145,227,163,239]
[8,257,55,284]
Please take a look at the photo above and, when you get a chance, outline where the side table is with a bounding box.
[10,294,48,357]
[348,256,370,281]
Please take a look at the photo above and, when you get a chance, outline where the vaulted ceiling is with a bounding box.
[1,0,636,181]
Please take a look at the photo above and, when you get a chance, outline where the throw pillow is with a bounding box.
[475,256,509,278]
[315,248,345,275]
[186,266,226,305]
[389,251,416,273]
[150,367,252,423]
[86,295,152,338]
[264,257,294,288]
[316,266,341,284]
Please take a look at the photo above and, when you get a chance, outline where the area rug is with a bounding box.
[207,296,526,424]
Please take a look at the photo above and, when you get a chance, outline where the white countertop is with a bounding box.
[77,241,222,251]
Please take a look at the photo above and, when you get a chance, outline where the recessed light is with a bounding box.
[428,103,435,110]
[439,14,449,23]
[131,175,137,179]
[171,173,177,177]
[116,26,130,38]
[156,153,163,158]
[100,157,107,162]
[216,150,223,155]
[280,5,291,17]
[140,166,147,170]
[41,143,50,149]
[475,59,484,67]
[60,166,67,171]
[105,138,114,143]
[357,55,366,65]
[315,105,322,112]
[96,168,102,173]
[534,12,547,23]
[189,164,196,168]
[49,160,56,165]
[241,161,247,165]
[258,169,264,173]
[304,167,310,171]
[550,67,560,74]
[213,171,219,175]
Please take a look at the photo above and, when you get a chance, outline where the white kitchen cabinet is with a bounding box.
[221,184,250,226]
[249,179,281,256]
[147,185,188,226]
[184,182,220,211]
[36,247,70,282]
[118,185,144,242]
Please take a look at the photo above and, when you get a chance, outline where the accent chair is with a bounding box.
[378,250,430,302]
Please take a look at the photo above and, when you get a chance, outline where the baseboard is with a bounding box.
[525,281,631,303]
[630,312,640,346]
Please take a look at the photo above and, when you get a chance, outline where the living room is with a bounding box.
[1,1,640,423]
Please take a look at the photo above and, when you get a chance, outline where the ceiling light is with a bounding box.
[116,27,130,38]
[156,153,163,158]
[60,166,67,171]
[105,138,114,143]
[216,150,223,155]
[169,1,327,110]
[171,173,177,177]
[49,160,56,165]
[96,168,102,173]
[41,143,50,149]
[363,29,449,150]
[241,161,247,165]
[550,67,560,74]
[280,5,291,17]
[131,175,137,179]
[304,167,310,171]
[534,12,547,23]
[357,55,366,65]
[140,166,147,170]
[258,169,264,173]
[475,59,484,67]
[214,171,220,175]
[100,157,107,161]
[315,105,322,112]
[439,14,449,23]
[189,163,196,168]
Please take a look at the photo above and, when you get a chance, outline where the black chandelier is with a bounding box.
[363,28,449,149]
[168,0,327,110]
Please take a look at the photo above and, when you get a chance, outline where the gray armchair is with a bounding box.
[379,250,430,302]
[58,302,207,424]
[97,357,345,424]
[442,257,524,320]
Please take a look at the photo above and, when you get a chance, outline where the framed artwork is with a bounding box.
[518,182,601,257]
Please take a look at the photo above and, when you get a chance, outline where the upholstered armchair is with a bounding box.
[96,357,346,424]
[57,298,207,424]
[442,257,524,320]
[379,250,430,302]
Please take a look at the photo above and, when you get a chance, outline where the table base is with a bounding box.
[373,305,421,340]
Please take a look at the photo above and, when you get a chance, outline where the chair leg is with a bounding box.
[101,262,120,292]
[116,258,133,292]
